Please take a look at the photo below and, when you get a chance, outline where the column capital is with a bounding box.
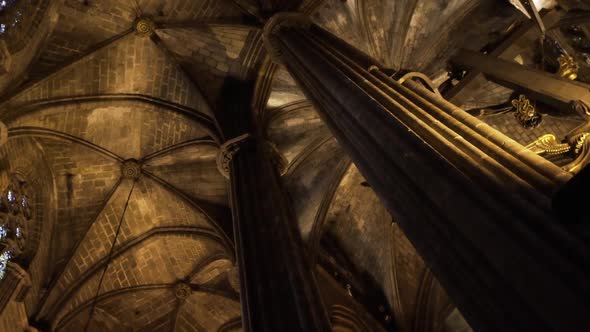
[263,12,312,64]
[217,133,251,179]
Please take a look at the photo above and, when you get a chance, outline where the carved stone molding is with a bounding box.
[263,140,288,176]
[228,265,240,293]
[0,121,7,147]
[0,42,11,76]
[0,262,30,314]
[571,100,590,116]
[216,134,251,179]
[263,12,312,64]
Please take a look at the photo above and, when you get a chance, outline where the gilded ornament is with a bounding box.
[525,134,570,155]
[563,133,590,174]
[511,95,542,128]
[558,54,579,80]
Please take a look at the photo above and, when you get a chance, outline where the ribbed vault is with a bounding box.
[0,0,251,330]
[0,0,584,331]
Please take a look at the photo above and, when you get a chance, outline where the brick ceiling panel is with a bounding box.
[138,0,244,22]
[266,101,329,163]
[177,292,240,332]
[33,137,122,271]
[56,233,226,326]
[5,34,213,118]
[143,142,228,206]
[155,26,255,106]
[9,100,213,160]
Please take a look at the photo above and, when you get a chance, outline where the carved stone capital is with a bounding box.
[263,12,312,64]
[216,134,251,179]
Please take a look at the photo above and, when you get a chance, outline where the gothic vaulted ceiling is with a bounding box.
[0,0,560,331]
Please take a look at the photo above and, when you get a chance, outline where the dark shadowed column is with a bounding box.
[218,77,331,332]
[262,12,590,332]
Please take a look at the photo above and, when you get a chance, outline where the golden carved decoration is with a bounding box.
[527,132,590,175]
[525,134,571,155]
[558,54,579,80]
[564,133,590,174]
[511,95,542,128]
[573,133,590,155]
[216,134,251,179]
[135,18,155,37]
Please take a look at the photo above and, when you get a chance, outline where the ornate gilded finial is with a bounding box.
[512,95,542,128]
[558,54,579,80]
[135,18,155,37]
[216,134,251,179]
[121,159,142,180]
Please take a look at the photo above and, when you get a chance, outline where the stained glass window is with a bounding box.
[0,250,12,280]
[0,176,33,280]
[0,0,19,35]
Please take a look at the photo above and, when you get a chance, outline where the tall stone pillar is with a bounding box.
[263,12,590,332]
[219,133,331,332]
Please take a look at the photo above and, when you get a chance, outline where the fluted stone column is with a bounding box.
[221,133,331,332]
[263,13,590,332]
[228,136,331,332]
